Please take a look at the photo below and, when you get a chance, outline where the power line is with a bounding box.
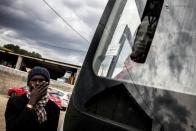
[40,0,90,43]
[3,39,87,53]
[39,42,87,53]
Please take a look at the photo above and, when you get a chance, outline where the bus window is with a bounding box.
[93,0,196,97]
[93,0,142,77]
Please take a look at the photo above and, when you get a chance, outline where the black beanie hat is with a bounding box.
[28,66,50,84]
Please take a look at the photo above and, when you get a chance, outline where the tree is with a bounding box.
[3,44,42,58]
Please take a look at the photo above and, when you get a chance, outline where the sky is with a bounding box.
[0,0,108,66]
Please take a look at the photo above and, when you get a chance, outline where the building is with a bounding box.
[0,49,81,85]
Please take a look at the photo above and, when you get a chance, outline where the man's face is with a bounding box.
[28,75,47,91]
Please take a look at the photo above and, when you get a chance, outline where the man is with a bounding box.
[5,66,60,131]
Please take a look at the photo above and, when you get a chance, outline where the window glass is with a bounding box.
[93,0,196,96]
[95,0,141,77]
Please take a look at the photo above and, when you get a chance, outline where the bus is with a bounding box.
[63,0,196,130]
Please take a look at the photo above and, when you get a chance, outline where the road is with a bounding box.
[0,95,65,131]
[0,95,7,131]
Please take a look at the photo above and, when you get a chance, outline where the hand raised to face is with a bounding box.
[28,75,49,106]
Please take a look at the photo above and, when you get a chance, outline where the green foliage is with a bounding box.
[3,44,42,58]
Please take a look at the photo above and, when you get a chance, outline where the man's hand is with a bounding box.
[28,81,49,106]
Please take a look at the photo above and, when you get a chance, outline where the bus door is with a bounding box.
[63,0,196,131]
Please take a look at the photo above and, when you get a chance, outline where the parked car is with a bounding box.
[7,86,71,110]
[48,87,72,110]
[7,86,28,97]
[48,94,62,108]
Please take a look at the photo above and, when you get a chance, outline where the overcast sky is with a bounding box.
[0,0,108,65]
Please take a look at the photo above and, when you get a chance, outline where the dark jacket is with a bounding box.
[5,94,60,131]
